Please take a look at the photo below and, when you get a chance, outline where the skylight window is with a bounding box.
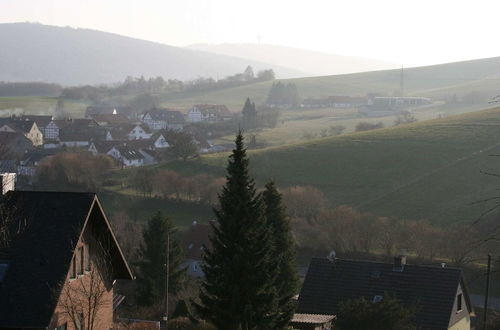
[0,263,10,282]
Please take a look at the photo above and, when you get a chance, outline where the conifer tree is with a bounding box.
[242,97,257,118]
[137,212,185,306]
[263,181,299,328]
[196,132,278,329]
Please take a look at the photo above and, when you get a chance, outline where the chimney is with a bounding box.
[393,255,406,272]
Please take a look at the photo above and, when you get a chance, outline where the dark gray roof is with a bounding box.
[143,108,185,124]
[85,106,134,117]
[0,191,133,328]
[115,145,144,160]
[298,258,471,330]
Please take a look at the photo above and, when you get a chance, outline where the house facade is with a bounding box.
[297,256,474,330]
[107,146,144,167]
[127,124,152,140]
[187,104,232,123]
[141,109,185,131]
[0,191,133,329]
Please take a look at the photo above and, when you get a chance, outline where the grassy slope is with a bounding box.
[161,56,500,111]
[164,107,500,225]
[98,191,213,229]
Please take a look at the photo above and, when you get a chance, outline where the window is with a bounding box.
[457,293,463,312]
[77,247,83,275]
[85,244,91,271]
[70,256,76,279]
[55,323,67,330]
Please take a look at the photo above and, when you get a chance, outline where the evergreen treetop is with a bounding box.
[196,132,279,329]
[137,212,185,306]
[263,181,299,328]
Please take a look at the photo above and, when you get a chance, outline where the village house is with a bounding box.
[181,221,212,278]
[107,145,145,167]
[141,108,185,131]
[0,120,43,146]
[14,115,53,135]
[297,256,474,330]
[151,131,170,149]
[0,191,134,329]
[0,131,33,159]
[187,104,232,123]
[127,124,152,140]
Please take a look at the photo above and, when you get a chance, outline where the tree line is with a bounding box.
[61,66,275,104]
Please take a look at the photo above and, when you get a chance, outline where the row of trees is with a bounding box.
[292,202,480,267]
[36,152,114,192]
[129,169,225,205]
[62,67,275,103]
[240,97,281,130]
[266,81,301,107]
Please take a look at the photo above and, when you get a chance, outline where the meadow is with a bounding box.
[161,107,500,226]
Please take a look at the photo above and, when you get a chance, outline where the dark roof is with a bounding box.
[17,115,53,128]
[89,141,123,154]
[115,146,144,160]
[20,149,57,165]
[143,108,185,124]
[0,131,31,146]
[91,114,132,126]
[0,160,16,172]
[59,124,105,142]
[297,258,470,330]
[0,191,133,328]
[181,222,212,260]
[2,120,37,134]
[85,106,134,117]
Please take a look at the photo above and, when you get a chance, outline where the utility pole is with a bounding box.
[163,234,170,329]
[483,253,491,330]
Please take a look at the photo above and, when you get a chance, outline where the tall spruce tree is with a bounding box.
[263,181,299,328]
[196,132,279,329]
[137,212,185,306]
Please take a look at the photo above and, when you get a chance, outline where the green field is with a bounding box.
[161,107,500,226]
[0,96,88,117]
[159,56,500,111]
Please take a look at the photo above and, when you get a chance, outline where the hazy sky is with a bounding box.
[1,0,500,67]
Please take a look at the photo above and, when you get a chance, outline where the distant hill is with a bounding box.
[188,43,398,76]
[164,107,500,225]
[0,23,305,85]
[162,55,500,110]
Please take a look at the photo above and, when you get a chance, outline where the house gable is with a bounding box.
[0,191,132,328]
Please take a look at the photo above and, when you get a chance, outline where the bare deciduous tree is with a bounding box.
[57,238,113,330]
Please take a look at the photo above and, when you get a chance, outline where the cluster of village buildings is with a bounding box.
[0,104,233,181]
